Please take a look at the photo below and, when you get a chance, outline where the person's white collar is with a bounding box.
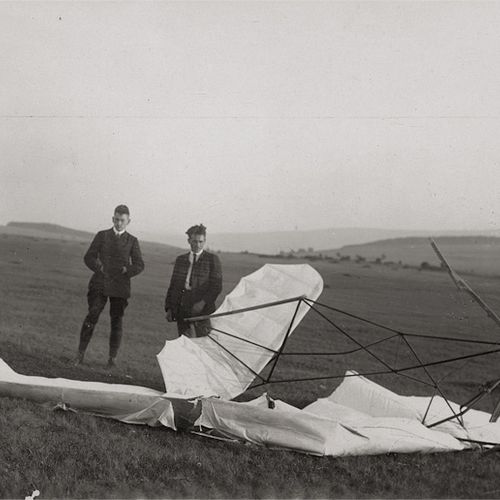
[190,249,204,261]
[113,227,126,236]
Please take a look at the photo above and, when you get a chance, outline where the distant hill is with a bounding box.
[5,222,93,241]
[1,222,181,250]
[139,227,435,254]
[4,222,500,257]
[139,227,500,254]
[330,236,500,275]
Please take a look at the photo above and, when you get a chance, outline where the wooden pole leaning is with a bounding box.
[184,295,306,323]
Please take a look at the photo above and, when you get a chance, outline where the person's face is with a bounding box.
[112,212,130,232]
[188,234,205,253]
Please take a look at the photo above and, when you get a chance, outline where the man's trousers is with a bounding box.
[176,318,212,338]
[78,289,128,358]
[176,289,212,338]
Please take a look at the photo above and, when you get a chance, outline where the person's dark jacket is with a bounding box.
[165,251,222,320]
[84,228,144,298]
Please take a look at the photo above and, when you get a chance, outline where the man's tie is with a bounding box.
[188,254,196,288]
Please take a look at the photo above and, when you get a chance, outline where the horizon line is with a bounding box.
[3,220,500,236]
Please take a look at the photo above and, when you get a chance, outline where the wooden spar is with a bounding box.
[429,238,500,330]
[185,295,306,322]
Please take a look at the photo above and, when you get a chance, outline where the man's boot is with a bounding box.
[108,316,123,368]
[73,352,84,366]
[74,319,95,365]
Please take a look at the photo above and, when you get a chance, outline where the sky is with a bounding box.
[1,1,500,235]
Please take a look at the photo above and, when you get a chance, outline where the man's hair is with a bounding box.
[186,224,207,238]
[114,205,130,216]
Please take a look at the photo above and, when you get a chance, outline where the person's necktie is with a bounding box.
[189,254,196,288]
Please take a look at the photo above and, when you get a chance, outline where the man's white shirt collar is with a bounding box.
[190,249,204,262]
[112,227,127,236]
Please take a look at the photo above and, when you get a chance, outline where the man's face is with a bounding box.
[188,234,205,253]
[112,212,130,232]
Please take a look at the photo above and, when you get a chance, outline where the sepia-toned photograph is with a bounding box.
[2,1,500,498]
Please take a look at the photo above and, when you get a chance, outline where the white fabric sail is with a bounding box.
[198,391,464,457]
[198,372,500,456]
[1,358,499,456]
[156,264,324,399]
[0,358,181,428]
[323,370,500,447]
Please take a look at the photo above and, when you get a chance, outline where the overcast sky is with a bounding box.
[1,1,500,235]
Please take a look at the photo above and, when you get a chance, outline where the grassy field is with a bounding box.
[2,233,500,497]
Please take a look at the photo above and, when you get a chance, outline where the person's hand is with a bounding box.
[192,300,206,315]
[166,309,174,322]
[121,266,127,274]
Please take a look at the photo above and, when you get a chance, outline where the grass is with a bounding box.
[2,233,500,497]
[5,396,499,499]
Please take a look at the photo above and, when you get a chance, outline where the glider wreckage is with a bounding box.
[3,242,500,457]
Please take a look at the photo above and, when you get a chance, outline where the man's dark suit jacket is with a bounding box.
[84,228,145,298]
[165,251,222,320]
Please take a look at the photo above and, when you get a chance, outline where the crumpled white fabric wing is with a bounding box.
[318,370,500,449]
[0,358,178,428]
[157,264,324,399]
[198,392,463,457]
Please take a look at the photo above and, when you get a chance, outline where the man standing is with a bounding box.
[74,205,144,367]
[165,224,222,337]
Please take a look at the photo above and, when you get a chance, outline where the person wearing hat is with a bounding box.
[165,224,222,337]
[74,204,144,367]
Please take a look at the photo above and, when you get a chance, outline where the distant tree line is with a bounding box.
[241,248,445,273]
